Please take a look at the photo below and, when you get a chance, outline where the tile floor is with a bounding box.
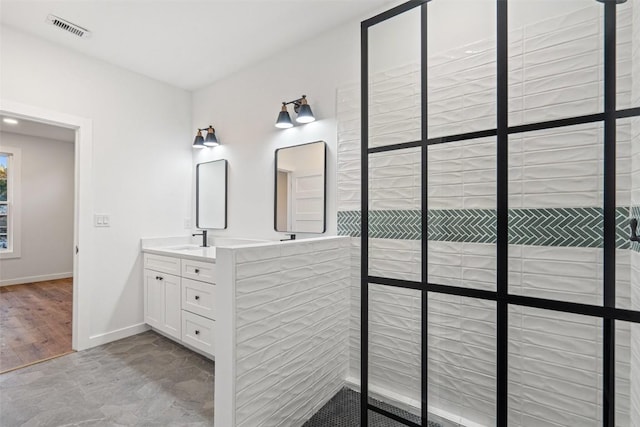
[1,330,446,427]
[0,331,213,426]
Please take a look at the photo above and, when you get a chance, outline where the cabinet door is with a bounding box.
[144,269,164,329]
[162,274,181,340]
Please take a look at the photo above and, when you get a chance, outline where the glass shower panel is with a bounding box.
[508,0,604,127]
[369,148,421,282]
[428,293,497,427]
[616,320,638,427]
[509,122,604,306]
[509,307,602,426]
[426,0,496,139]
[616,0,636,111]
[367,7,421,149]
[617,117,636,310]
[427,136,498,292]
[366,283,422,423]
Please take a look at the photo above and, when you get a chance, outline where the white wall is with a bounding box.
[0,26,192,346]
[191,14,368,240]
[0,131,74,285]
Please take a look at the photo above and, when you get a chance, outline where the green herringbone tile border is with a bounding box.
[338,207,634,249]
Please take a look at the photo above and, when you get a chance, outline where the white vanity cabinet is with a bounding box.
[143,252,216,358]
[143,268,181,340]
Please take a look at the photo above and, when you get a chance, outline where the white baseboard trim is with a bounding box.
[0,272,73,287]
[88,323,150,347]
[344,376,486,427]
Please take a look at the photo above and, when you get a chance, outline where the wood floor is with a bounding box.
[0,278,73,373]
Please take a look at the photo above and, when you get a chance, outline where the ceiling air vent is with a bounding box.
[45,14,91,39]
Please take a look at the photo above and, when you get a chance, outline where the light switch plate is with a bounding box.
[94,214,111,227]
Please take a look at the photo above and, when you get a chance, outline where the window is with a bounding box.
[0,153,9,250]
[0,147,20,259]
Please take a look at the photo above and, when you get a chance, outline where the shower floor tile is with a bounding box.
[304,387,442,427]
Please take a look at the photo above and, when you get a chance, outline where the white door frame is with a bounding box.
[0,99,93,351]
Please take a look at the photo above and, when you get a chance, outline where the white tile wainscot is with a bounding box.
[215,236,351,427]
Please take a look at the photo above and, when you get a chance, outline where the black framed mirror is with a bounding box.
[196,159,227,229]
[274,141,326,233]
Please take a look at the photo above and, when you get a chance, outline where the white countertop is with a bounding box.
[142,245,218,262]
[140,236,271,262]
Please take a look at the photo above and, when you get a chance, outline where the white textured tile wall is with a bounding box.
[631,2,640,425]
[632,254,640,427]
[337,4,637,427]
[233,237,351,427]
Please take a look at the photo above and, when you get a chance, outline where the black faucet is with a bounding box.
[280,233,296,241]
[193,230,208,247]
[631,219,639,242]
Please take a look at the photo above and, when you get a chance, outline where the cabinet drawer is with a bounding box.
[144,253,181,276]
[182,278,216,320]
[181,259,216,284]
[182,310,215,356]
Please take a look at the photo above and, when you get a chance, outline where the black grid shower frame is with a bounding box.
[360,1,640,427]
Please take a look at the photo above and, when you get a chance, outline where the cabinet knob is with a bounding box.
[195,295,200,300]
[195,330,200,335]
[195,268,200,274]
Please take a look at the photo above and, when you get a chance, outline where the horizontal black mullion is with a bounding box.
[427,128,498,145]
[427,283,497,301]
[369,275,640,323]
[368,275,422,291]
[365,109,640,155]
[368,140,422,154]
[616,106,640,119]
[367,404,422,427]
[606,307,640,323]
[362,0,428,28]
[508,295,640,323]
[507,294,605,318]
[507,113,605,134]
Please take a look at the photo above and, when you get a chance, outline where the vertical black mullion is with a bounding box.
[420,3,429,426]
[603,2,616,426]
[360,20,370,427]
[496,1,509,426]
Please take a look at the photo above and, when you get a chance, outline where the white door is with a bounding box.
[162,275,181,340]
[144,270,164,330]
[290,170,324,232]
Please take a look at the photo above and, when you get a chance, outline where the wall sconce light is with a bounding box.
[192,125,219,148]
[275,95,315,128]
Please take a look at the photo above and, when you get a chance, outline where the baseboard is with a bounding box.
[344,376,486,427]
[0,272,73,287]
[87,323,150,347]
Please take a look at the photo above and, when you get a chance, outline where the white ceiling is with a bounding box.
[0,116,76,142]
[0,0,393,90]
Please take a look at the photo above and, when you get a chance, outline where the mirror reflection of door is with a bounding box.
[196,159,227,229]
[276,169,290,230]
[274,141,326,233]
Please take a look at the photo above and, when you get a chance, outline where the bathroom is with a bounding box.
[0,0,639,426]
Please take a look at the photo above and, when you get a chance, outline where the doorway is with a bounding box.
[0,100,93,366]
[0,116,76,372]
